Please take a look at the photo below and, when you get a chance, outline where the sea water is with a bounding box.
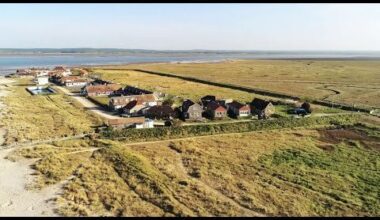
[1,51,380,75]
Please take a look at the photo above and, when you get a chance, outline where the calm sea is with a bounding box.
[1,51,380,75]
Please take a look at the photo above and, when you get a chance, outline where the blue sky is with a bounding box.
[1,4,380,50]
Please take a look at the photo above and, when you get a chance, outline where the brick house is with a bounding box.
[226,101,251,117]
[206,101,227,119]
[109,94,159,110]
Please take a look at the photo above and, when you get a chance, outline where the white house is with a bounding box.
[135,118,154,129]
[36,70,50,77]
[35,76,49,85]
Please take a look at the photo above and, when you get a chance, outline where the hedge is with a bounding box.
[101,114,360,142]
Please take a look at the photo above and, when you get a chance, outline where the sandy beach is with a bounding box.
[0,77,60,217]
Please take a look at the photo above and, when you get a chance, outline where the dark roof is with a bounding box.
[124,86,153,95]
[228,101,250,110]
[182,99,195,112]
[146,105,175,114]
[207,101,226,112]
[123,100,143,110]
[250,98,272,110]
[201,95,216,101]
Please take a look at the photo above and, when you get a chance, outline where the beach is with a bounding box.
[0,77,59,216]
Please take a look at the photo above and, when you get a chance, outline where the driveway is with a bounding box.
[53,86,122,120]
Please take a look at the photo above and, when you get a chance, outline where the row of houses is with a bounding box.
[107,90,275,121]
[181,95,275,120]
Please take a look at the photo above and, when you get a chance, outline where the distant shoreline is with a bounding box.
[2,55,380,76]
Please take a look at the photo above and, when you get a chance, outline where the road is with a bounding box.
[53,86,123,120]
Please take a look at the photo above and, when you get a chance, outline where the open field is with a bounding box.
[91,69,265,104]
[98,60,380,109]
[89,68,349,114]
[0,78,102,145]
[9,120,380,216]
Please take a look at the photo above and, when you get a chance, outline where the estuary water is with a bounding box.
[1,51,380,75]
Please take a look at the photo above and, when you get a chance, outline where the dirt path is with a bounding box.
[2,133,92,150]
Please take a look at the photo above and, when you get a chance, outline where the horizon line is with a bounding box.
[1,48,380,52]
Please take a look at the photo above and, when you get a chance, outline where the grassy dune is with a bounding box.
[101,60,380,108]
[12,123,380,216]
[0,78,102,144]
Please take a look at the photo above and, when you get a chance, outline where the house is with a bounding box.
[106,117,146,129]
[114,86,153,96]
[59,76,88,87]
[206,101,227,119]
[89,79,114,86]
[217,99,233,108]
[16,69,31,76]
[109,94,159,110]
[145,105,177,120]
[181,99,204,121]
[52,66,72,77]
[121,100,147,117]
[35,76,49,85]
[123,86,153,95]
[201,95,216,107]
[135,118,154,129]
[82,84,122,96]
[226,101,251,117]
[250,98,275,119]
[35,70,50,77]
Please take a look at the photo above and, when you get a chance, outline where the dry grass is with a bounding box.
[13,124,380,216]
[91,69,270,103]
[100,60,380,108]
[0,78,102,144]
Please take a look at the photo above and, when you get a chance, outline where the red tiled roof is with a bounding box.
[110,94,157,106]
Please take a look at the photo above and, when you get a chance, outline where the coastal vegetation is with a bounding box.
[8,122,380,216]
[101,60,380,109]
[0,78,102,145]
[90,69,262,103]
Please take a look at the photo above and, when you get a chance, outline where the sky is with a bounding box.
[1,3,380,50]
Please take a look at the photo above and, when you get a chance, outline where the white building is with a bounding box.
[36,70,50,77]
[65,81,88,87]
[35,76,49,85]
[135,118,154,129]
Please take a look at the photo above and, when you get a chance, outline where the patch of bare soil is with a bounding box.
[318,128,370,144]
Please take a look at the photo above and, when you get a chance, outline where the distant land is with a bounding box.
[1,48,380,57]
[2,49,380,76]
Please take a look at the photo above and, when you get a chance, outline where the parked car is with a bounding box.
[288,108,309,116]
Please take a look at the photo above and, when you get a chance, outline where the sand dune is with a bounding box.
[0,77,60,217]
